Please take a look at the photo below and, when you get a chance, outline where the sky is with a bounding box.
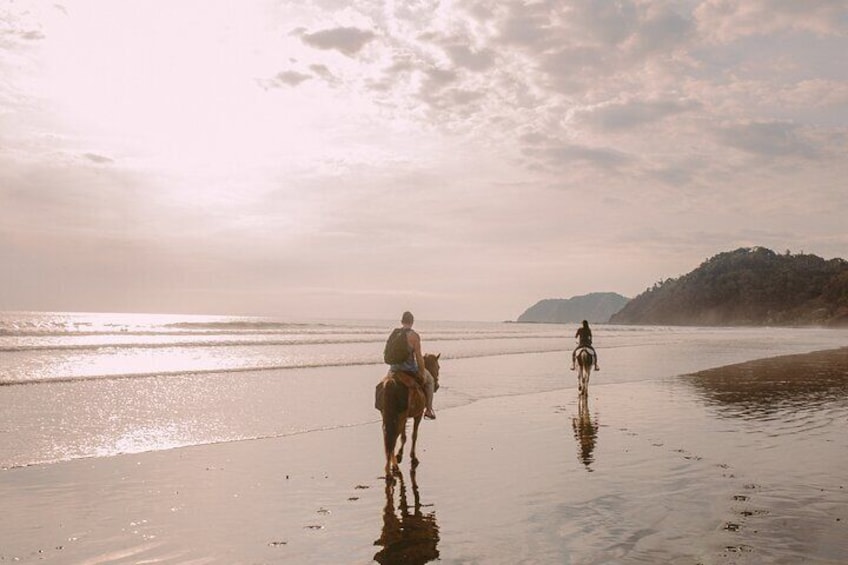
[1,0,847,322]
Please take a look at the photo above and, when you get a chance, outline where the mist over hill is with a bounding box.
[610,247,848,327]
[517,292,630,324]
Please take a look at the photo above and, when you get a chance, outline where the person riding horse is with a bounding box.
[570,320,600,371]
[390,311,436,420]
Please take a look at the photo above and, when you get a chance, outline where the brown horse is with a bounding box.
[576,346,594,397]
[378,353,440,478]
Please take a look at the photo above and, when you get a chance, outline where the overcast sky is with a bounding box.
[1,1,846,321]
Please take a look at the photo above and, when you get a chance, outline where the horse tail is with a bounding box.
[382,377,407,459]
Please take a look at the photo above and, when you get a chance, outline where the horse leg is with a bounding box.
[410,416,422,467]
[396,416,407,466]
[383,420,399,479]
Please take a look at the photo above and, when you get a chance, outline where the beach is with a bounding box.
[2,338,847,564]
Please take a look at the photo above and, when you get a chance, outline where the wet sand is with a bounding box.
[1,348,847,564]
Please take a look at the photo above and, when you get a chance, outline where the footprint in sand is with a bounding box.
[724,544,753,555]
[348,484,371,502]
[716,463,735,478]
[738,509,768,517]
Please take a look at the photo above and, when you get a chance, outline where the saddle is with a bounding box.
[374,371,426,415]
[576,346,595,361]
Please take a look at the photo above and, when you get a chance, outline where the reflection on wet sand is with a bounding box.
[686,347,848,419]
[572,394,599,471]
[374,468,439,564]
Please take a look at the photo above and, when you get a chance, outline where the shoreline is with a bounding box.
[2,347,847,563]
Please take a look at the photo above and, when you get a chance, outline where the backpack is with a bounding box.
[383,327,410,365]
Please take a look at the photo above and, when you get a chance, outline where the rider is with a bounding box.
[390,311,436,420]
[570,319,600,371]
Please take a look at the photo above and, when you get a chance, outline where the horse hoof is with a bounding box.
[411,457,419,468]
[396,453,403,464]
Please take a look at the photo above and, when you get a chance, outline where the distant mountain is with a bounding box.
[610,247,848,327]
[517,292,630,324]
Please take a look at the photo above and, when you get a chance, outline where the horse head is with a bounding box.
[424,353,441,392]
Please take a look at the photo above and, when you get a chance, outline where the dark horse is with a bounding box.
[575,346,594,397]
[378,353,440,478]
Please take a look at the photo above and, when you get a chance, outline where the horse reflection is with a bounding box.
[572,394,599,471]
[374,468,439,564]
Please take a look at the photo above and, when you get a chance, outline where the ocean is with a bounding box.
[1,311,846,469]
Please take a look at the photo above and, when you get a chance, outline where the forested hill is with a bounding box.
[609,247,848,327]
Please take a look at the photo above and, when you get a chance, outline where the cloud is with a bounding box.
[572,98,701,131]
[696,0,848,42]
[423,67,458,90]
[444,43,496,71]
[299,26,376,56]
[519,3,694,97]
[497,2,556,49]
[259,69,312,89]
[309,64,338,85]
[0,10,46,50]
[626,3,694,55]
[716,120,819,158]
[274,70,312,86]
[20,30,46,41]
[0,156,141,237]
[524,142,632,172]
[539,46,609,94]
[645,162,700,187]
[565,0,639,46]
[83,153,114,164]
